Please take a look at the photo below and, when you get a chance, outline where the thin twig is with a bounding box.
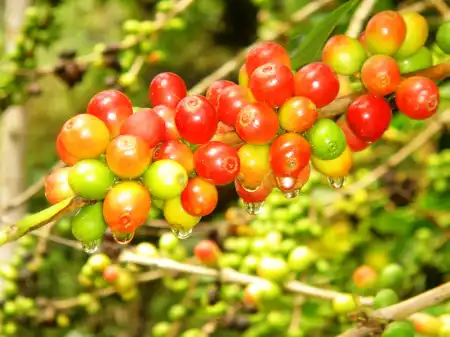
[119,252,373,306]
[288,296,304,333]
[337,281,450,337]
[428,0,450,20]
[325,109,450,217]
[346,0,377,38]
[399,1,429,12]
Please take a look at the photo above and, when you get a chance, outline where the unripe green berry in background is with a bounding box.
[437,22,450,54]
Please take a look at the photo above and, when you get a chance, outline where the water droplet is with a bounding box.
[171,228,193,239]
[112,231,135,245]
[82,239,100,254]
[275,176,296,191]
[327,176,346,189]
[283,189,300,199]
[243,201,264,215]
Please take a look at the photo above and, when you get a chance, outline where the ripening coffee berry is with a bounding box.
[394,12,429,59]
[181,177,218,216]
[206,80,235,108]
[45,167,75,204]
[59,114,110,159]
[175,95,218,144]
[346,94,392,142]
[103,181,151,234]
[249,62,295,107]
[269,133,311,178]
[311,146,353,178]
[397,47,432,74]
[245,41,291,76]
[332,294,357,314]
[149,72,187,109]
[337,116,370,152]
[294,62,340,108]
[352,265,377,289]
[71,203,107,245]
[217,85,251,127]
[278,96,318,133]
[306,118,346,160]
[120,108,166,148]
[163,197,201,231]
[237,143,271,190]
[87,90,133,137]
[437,21,450,54]
[234,175,273,203]
[69,159,115,200]
[153,140,195,175]
[361,55,401,96]
[143,159,188,200]
[396,76,440,120]
[106,135,151,179]
[365,10,406,55]
[235,102,279,145]
[322,35,367,75]
[153,105,181,141]
[194,240,221,265]
[56,134,78,166]
[410,313,442,336]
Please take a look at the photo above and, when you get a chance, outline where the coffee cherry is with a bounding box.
[249,62,295,107]
[87,90,133,137]
[410,313,442,336]
[181,177,218,216]
[306,118,346,160]
[143,159,188,200]
[245,41,291,76]
[365,10,406,55]
[152,322,172,337]
[352,265,377,289]
[347,94,392,142]
[382,321,414,337]
[175,95,218,144]
[269,133,311,178]
[217,85,251,126]
[311,146,352,178]
[136,242,159,258]
[257,256,289,282]
[163,197,201,231]
[45,167,75,204]
[194,141,240,185]
[103,181,151,234]
[153,105,181,141]
[288,246,316,272]
[322,35,367,75]
[206,80,235,108]
[237,143,271,190]
[336,116,370,152]
[437,21,450,54]
[244,280,281,307]
[59,114,110,159]
[56,133,78,166]
[194,239,221,265]
[153,140,195,175]
[120,108,165,148]
[71,203,107,244]
[397,47,432,74]
[332,294,357,314]
[235,175,273,203]
[379,263,405,289]
[69,159,115,200]
[149,72,187,109]
[279,97,317,133]
[394,12,429,59]
[87,253,111,272]
[373,288,399,309]
[106,135,151,179]
[294,62,339,108]
[235,102,279,145]
[361,55,401,96]
[396,76,440,120]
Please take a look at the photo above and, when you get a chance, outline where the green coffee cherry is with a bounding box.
[152,321,171,337]
[332,294,357,314]
[135,242,159,258]
[437,22,450,54]
[87,253,111,272]
[379,264,405,290]
[397,47,432,74]
[382,321,414,337]
[168,304,187,321]
[373,289,399,309]
[288,246,316,272]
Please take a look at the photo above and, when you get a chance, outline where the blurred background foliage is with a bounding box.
[1,0,450,336]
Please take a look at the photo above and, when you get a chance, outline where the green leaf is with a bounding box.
[290,0,360,69]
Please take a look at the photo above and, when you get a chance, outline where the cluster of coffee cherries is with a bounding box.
[45,10,447,249]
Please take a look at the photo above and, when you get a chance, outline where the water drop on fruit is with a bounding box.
[283,189,300,199]
[112,231,135,245]
[327,176,346,189]
[82,240,100,254]
[243,201,264,215]
[171,228,193,240]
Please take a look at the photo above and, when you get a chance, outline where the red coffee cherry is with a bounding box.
[395,76,440,120]
[337,116,370,152]
[120,108,166,148]
[217,85,251,127]
[361,55,401,96]
[245,41,291,76]
[206,80,235,108]
[294,62,340,108]
[346,94,392,143]
[149,72,187,109]
[181,177,218,217]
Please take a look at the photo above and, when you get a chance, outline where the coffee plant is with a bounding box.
[1,0,450,336]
